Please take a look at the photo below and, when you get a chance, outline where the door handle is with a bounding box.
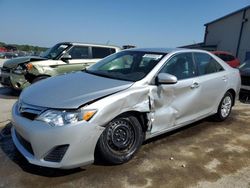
[190,82,200,89]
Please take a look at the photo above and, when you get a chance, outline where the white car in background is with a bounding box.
[0,42,121,90]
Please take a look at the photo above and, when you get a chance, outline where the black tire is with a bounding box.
[32,76,49,84]
[96,116,144,164]
[213,91,233,121]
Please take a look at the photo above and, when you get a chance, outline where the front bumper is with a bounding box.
[11,102,105,169]
[0,68,30,90]
[10,73,31,89]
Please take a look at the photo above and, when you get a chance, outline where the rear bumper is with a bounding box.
[241,85,250,91]
[11,102,105,169]
[239,86,250,102]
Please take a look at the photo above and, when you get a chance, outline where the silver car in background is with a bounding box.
[11,48,241,169]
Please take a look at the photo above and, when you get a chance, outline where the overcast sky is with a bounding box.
[0,0,249,48]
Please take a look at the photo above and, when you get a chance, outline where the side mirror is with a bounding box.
[61,53,72,62]
[156,73,177,85]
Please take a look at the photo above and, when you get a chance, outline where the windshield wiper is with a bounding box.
[83,69,133,82]
[84,69,118,79]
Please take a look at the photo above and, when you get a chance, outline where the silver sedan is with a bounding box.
[11,48,241,169]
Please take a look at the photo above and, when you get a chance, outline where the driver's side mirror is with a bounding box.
[156,73,177,85]
[61,53,72,62]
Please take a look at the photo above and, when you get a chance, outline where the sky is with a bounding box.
[0,0,249,48]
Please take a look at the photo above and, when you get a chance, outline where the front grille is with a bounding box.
[241,75,250,86]
[1,66,11,73]
[44,145,69,162]
[21,112,38,120]
[15,130,34,155]
[18,102,46,120]
[0,76,11,86]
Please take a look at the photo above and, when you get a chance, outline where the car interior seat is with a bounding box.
[172,58,187,79]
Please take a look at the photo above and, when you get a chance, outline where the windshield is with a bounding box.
[86,50,166,81]
[41,44,70,59]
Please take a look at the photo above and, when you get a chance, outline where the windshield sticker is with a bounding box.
[143,54,163,60]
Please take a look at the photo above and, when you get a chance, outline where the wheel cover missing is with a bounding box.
[107,119,135,153]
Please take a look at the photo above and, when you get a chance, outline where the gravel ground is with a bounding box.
[0,59,250,188]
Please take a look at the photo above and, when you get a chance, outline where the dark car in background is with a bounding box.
[212,51,240,68]
[0,52,19,59]
[239,60,250,102]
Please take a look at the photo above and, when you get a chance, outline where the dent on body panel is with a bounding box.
[91,86,152,126]
[36,65,55,76]
[148,85,178,133]
[172,82,199,122]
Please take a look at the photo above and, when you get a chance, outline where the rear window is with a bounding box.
[216,54,235,61]
[92,47,116,58]
[194,53,224,75]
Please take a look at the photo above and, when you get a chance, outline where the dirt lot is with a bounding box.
[0,59,250,187]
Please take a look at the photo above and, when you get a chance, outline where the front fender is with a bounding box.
[29,64,58,76]
[87,86,151,127]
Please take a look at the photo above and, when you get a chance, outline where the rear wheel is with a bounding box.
[96,116,144,164]
[213,92,233,121]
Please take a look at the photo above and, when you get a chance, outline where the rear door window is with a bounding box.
[92,47,116,58]
[194,53,224,75]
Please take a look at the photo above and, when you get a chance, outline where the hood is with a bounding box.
[20,72,133,109]
[3,56,47,69]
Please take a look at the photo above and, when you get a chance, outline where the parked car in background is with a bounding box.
[0,52,19,59]
[0,42,121,90]
[11,48,240,169]
[239,60,250,102]
[212,51,240,68]
[0,52,5,58]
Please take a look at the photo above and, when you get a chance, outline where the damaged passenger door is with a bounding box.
[150,52,200,134]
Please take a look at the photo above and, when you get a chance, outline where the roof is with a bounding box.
[57,42,121,49]
[204,5,250,26]
[179,43,217,50]
[125,48,183,53]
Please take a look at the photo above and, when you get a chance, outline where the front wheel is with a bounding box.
[213,92,233,121]
[96,116,144,164]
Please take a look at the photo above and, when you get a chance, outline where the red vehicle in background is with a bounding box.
[212,51,240,68]
[0,47,7,52]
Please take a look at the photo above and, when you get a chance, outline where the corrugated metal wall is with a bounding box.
[205,8,250,62]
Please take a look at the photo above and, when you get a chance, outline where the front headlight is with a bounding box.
[36,109,97,127]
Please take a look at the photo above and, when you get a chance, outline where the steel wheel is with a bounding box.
[96,116,144,164]
[106,119,135,153]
